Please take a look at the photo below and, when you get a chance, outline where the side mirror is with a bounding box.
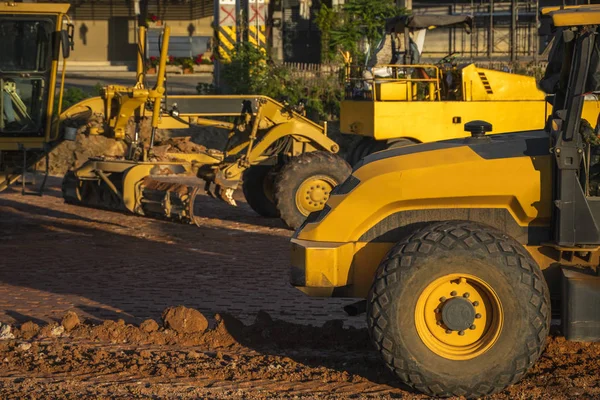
[61,23,75,59]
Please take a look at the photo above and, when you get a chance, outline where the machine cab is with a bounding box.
[0,3,72,141]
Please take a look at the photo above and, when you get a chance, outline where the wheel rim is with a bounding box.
[295,175,336,216]
[415,273,503,360]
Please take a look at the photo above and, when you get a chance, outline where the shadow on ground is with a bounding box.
[0,184,409,392]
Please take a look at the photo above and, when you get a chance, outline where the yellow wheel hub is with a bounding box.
[415,274,503,360]
[295,175,336,215]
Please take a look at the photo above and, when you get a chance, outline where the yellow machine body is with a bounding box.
[0,5,344,229]
[293,6,600,398]
[0,2,72,191]
[341,64,599,142]
[291,129,599,299]
[57,23,344,229]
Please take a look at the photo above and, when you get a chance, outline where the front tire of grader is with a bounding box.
[274,151,351,230]
[367,221,550,398]
[242,165,280,218]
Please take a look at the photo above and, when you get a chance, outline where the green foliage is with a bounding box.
[315,5,338,63]
[55,87,86,113]
[179,57,194,69]
[221,42,270,95]
[218,44,343,120]
[196,82,216,95]
[316,0,404,64]
[91,83,103,96]
[55,83,103,114]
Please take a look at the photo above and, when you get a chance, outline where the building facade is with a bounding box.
[39,0,214,66]
[28,0,595,66]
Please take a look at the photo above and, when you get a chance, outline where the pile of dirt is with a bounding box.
[6,308,367,352]
[43,117,173,176]
[42,115,352,177]
[150,137,217,162]
[1,307,600,398]
[155,137,207,154]
[44,134,127,176]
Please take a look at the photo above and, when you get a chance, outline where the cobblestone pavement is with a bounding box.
[0,177,365,329]
[2,178,599,399]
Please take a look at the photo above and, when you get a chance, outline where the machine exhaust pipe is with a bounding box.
[344,300,367,316]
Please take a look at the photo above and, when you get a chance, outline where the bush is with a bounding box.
[179,57,194,69]
[218,43,344,120]
[55,84,103,114]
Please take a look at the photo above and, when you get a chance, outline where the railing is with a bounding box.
[281,62,343,79]
[345,64,443,102]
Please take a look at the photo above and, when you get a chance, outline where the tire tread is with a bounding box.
[367,221,551,398]
[274,151,350,229]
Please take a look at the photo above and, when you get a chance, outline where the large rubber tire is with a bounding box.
[348,138,415,166]
[274,151,351,230]
[367,221,550,398]
[385,138,416,150]
[348,138,387,165]
[242,165,280,218]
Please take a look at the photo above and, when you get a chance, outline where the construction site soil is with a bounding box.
[0,309,598,399]
[3,126,600,399]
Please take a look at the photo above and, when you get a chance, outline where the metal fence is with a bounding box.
[281,60,548,82]
[281,62,343,78]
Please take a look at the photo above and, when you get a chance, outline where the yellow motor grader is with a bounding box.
[291,5,600,398]
[342,14,599,164]
[0,3,350,230]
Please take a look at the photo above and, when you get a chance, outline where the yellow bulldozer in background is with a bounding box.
[0,2,351,230]
[291,5,600,398]
[341,13,599,163]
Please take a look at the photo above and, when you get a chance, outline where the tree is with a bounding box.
[316,0,405,64]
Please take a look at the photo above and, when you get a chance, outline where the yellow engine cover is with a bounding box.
[341,64,600,142]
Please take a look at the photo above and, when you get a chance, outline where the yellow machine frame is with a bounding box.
[58,23,343,226]
[0,3,73,191]
[342,62,599,143]
[292,5,600,300]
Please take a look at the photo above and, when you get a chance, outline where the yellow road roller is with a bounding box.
[291,6,600,398]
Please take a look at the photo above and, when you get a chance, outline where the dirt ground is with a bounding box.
[1,179,599,399]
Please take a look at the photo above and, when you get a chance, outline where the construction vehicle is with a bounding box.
[0,3,350,230]
[291,5,600,398]
[342,14,599,164]
[0,3,74,192]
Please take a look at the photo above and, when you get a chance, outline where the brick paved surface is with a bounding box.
[0,177,365,328]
